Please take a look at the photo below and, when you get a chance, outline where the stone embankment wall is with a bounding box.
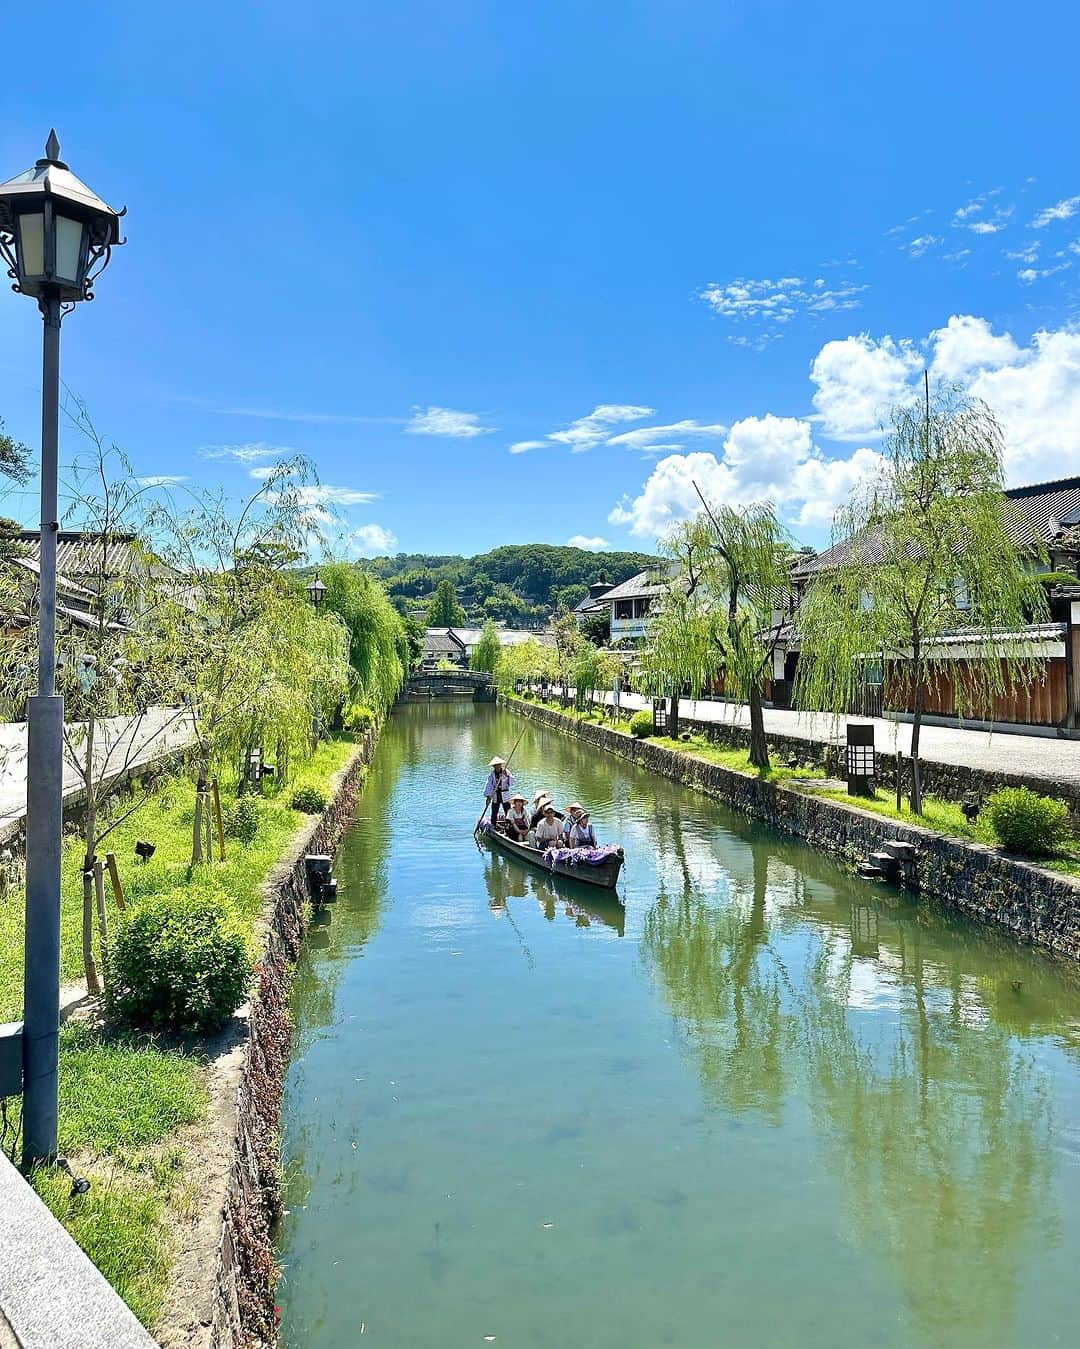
[669,708,1080,827]
[204,729,377,1349]
[505,697,1080,960]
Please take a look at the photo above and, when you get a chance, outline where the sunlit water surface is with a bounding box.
[277,702,1080,1347]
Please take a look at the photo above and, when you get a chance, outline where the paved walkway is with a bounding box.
[0,707,193,838]
[591,691,1080,790]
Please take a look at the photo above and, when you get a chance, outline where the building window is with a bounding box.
[614,600,634,620]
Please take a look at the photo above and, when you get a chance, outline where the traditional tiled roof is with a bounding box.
[792,476,1080,578]
[16,531,144,580]
[597,569,670,603]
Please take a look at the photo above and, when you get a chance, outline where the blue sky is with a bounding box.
[2,0,1079,559]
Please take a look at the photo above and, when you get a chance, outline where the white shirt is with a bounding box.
[535,816,562,844]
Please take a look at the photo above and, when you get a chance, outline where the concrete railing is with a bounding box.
[0,1153,157,1349]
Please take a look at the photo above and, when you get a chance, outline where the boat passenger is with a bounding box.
[568,811,597,849]
[560,803,584,843]
[505,793,531,842]
[530,791,564,829]
[534,803,563,849]
[484,756,514,826]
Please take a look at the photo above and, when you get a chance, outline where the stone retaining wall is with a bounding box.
[207,729,377,1349]
[663,709,1080,827]
[505,697,1080,960]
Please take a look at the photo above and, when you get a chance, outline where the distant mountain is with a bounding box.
[361,544,657,624]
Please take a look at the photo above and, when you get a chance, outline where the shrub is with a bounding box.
[224,796,261,844]
[983,786,1071,856]
[109,889,252,1034]
[343,701,375,733]
[290,785,327,814]
[628,710,654,739]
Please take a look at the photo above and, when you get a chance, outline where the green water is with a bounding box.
[277,702,1080,1347]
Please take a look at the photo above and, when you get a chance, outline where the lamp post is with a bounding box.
[306,573,327,609]
[0,132,123,1167]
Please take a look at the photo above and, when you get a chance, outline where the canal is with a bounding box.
[277,701,1080,1347]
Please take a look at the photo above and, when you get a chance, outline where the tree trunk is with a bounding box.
[93,861,109,989]
[748,685,770,770]
[909,654,924,814]
[192,765,207,864]
[668,689,681,739]
[80,719,100,992]
[82,870,101,995]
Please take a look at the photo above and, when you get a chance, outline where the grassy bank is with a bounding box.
[0,733,360,1328]
[511,694,1080,877]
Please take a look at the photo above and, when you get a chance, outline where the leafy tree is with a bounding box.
[0,416,30,483]
[572,644,617,712]
[153,461,351,863]
[794,383,1048,812]
[470,620,502,674]
[640,501,791,763]
[552,610,585,698]
[426,577,466,626]
[495,637,559,691]
[580,610,610,647]
[318,562,407,711]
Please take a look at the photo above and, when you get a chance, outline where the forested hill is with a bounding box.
[362,544,657,623]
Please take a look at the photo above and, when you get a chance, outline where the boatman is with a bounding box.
[484,756,514,827]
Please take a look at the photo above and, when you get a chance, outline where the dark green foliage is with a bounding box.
[290,785,328,813]
[362,544,656,620]
[629,710,654,739]
[426,578,466,626]
[983,787,1071,856]
[580,611,611,646]
[470,620,501,673]
[0,418,30,483]
[343,701,376,732]
[224,797,261,845]
[109,890,252,1034]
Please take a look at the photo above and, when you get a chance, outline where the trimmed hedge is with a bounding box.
[628,709,654,739]
[983,786,1071,857]
[290,785,328,814]
[109,887,252,1034]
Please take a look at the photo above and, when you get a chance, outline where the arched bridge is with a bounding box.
[401,669,496,701]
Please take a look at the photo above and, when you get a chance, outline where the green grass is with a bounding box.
[0,732,361,1330]
[814,785,1080,875]
[30,1149,186,1327]
[0,733,359,1021]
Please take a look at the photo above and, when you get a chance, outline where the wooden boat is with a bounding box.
[476,823,624,893]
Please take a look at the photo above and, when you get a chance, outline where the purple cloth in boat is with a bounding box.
[542,844,620,869]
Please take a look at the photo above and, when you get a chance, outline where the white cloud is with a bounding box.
[605,419,727,453]
[928,315,1021,383]
[298,485,379,507]
[906,234,941,257]
[548,404,654,452]
[199,443,292,463]
[136,474,187,487]
[1017,262,1071,284]
[698,275,866,340]
[350,524,397,556]
[608,418,885,538]
[1006,242,1040,263]
[1032,195,1080,228]
[809,333,922,440]
[508,440,546,455]
[567,535,611,551]
[959,325,1080,484]
[406,406,495,437]
[943,248,972,263]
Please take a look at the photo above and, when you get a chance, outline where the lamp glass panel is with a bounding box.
[54,214,84,284]
[17,211,45,277]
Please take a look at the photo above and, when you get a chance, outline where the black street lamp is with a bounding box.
[0,133,124,1167]
[306,574,327,609]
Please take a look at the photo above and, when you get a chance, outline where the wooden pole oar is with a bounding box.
[473,725,528,833]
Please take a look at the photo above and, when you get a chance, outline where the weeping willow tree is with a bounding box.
[317,562,406,712]
[495,636,559,691]
[571,643,618,712]
[639,501,792,766]
[469,620,501,674]
[794,382,1049,812]
[154,461,351,862]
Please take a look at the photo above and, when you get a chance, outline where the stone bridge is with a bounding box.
[401,669,496,701]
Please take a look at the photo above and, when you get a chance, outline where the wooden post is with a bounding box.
[104,852,126,911]
[212,779,227,862]
[895,751,903,811]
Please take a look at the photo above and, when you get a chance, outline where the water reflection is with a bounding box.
[643,837,1062,1346]
[279,702,1080,1349]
